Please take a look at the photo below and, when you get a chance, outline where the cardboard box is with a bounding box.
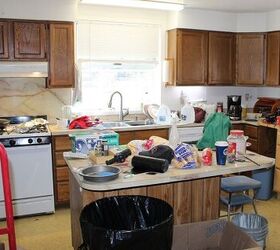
[69,131,119,154]
[89,151,114,164]
[172,219,261,250]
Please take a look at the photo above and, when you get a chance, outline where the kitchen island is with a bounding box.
[64,152,274,249]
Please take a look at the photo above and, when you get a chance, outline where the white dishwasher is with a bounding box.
[177,126,204,143]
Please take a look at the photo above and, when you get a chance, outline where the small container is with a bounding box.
[227,130,248,160]
[102,140,109,156]
[95,140,103,157]
[276,116,280,126]
[202,148,212,166]
[216,102,223,113]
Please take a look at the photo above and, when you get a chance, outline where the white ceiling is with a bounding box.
[183,0,280,13]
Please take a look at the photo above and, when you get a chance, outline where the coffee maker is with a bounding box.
[227,95,242,120]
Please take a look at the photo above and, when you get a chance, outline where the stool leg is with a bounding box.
[227,193,232,221]
[252,190,258,214]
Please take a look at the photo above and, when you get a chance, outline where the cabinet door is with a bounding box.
[236,33,265,85]
[0,22,9,59]
[13,22,46,59]
[49,23,75,88]
[265,32,280,86]
[177,30,208,85]
[208,32,235,85]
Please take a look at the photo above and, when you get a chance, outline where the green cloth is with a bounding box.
[196,112,231,150]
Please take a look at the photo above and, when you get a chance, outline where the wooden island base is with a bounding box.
[70,172,220,250]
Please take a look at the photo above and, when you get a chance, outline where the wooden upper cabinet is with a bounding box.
[13,22,47,60]
[168,29,208,85]
[265,32,280,86]
[48,23,75,88]
[0,22,9,59]
[208,32,235,85]
[236,33,265,85]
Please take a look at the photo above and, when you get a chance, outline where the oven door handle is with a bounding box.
[5,144,51,152]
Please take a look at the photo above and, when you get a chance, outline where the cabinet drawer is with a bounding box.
[53,135,71,151]
[231,123,244,131]
[247,138,258,152]
[55,152,67,166]
[56,167,69,181]
[244,125,258,139]
[118,131,134,145]
[135,129,169,140]
[56,181,69,202]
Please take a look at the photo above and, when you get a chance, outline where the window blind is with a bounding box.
[77,21,160,62]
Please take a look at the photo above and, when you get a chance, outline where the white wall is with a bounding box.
[0,0,77,21]
[162,86,258,111]
[236,12,267,32]
[167,8,237,31]
[267,9,280,31]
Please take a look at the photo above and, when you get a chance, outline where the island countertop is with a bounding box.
[64,151,274,192]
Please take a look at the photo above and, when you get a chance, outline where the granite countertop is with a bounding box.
[49,119,259,136]
[64,151,274,192]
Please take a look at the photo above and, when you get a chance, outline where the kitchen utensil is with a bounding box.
[181,103,195,123]
[79,165,120,182]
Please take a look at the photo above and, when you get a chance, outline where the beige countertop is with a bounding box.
[49,120,259,136]
[64,151,274,192]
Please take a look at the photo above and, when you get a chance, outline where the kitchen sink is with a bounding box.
[125,120,154,126]
[101,121,130,128]
[100,120,154,128]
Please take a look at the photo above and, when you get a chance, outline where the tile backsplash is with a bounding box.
[0,78,72,123]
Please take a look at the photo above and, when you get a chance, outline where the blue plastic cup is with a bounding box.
[215,141,228,165]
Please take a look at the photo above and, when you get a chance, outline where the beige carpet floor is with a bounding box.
[0,197,279,249]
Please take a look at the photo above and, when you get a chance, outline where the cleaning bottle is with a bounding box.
[169,113,181,149]
[156,104,171,124]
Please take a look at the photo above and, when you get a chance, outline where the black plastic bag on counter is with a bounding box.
[79,195,174,250]
[139,145,174,163]
[131,155,169,173]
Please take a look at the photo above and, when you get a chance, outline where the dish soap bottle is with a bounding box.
[169,113,181,149]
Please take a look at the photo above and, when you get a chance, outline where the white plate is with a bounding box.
[147,104,160,120]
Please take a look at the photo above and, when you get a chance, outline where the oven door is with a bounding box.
[0,144,53,201]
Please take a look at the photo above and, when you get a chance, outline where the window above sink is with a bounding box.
[73,20,162,114]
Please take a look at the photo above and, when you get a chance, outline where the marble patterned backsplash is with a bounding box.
[0,78,72,123]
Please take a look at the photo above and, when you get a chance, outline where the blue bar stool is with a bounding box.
[220,175,262,221]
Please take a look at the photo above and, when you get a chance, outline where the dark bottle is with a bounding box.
[105,148,132,165]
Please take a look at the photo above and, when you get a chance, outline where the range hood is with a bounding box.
[0,62,48,78]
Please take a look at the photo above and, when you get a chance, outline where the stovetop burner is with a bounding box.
[12,124,48,134]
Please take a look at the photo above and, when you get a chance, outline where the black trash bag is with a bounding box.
[139,145,174,163]
[80,195,174,250]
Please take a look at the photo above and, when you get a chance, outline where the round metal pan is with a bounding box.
[79,165,120,182]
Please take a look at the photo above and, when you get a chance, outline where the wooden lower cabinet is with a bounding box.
[69,172,220,249]
[52,135,72,205]
[118,128,169,144]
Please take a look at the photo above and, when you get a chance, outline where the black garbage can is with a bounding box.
[79,195,174,250]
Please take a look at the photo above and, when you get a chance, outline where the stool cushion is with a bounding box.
[221,175,261,192]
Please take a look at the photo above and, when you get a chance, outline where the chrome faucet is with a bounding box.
[108,91,129,121]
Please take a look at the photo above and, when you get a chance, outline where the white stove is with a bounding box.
[0,115,54,218]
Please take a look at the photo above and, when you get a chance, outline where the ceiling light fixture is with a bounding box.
[80,0,185,11]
